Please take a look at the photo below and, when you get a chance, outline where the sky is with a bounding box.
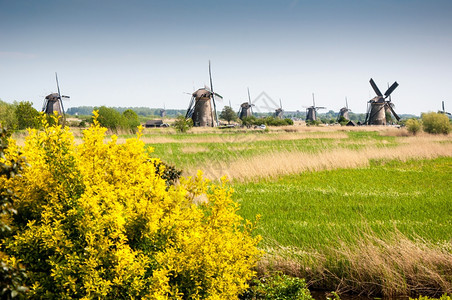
[1,0,452,115]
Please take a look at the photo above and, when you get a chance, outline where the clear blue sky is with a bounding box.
[1,0,451,115]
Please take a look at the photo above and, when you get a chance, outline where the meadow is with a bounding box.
[140,125,452,297]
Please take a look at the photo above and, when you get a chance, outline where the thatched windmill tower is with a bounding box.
[238,88,254,120]
[185,61,223,127]
[42,73,70,124]
[305,93,326,122]
[337,97,351,121]
[274,99,283,119]
[365,78,400,125]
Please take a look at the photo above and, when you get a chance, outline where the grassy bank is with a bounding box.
[233,158,452,296]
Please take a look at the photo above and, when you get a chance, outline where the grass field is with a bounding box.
[138,127,452,297]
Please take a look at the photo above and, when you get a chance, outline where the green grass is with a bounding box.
[233,157,452,249]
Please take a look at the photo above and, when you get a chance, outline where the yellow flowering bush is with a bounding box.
[1,113,261,299]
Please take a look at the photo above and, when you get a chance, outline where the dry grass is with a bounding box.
[195,136,452,181]
[258,231,452,297]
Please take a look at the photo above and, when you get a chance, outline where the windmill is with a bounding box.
[42,73,70,125]
[337,97,351,121]
[439,101,451,116]
[365,78,399,125]
[238,87,254,120]
[274,99,283,119]
[305,93,326,122]
[185,61,223,127]
[160,104,166,118]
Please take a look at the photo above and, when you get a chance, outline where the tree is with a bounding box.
[95,106,123,131]
[405,118,422,135]
[0,100,18,130]
[219,106,237,124]
[421,112,451,134]
[14,101,40,130]
[122,109,140,132]
[173,115,193,133]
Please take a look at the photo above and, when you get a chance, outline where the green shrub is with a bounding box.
[421,112,451,134]
[15,101,41,130]
[406,118,422,135]
[241,273,313,300]
[173,115,193,132]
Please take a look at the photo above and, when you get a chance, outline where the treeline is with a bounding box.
[67,106,186,117]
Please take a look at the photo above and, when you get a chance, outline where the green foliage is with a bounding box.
[241,273,313,300]
[122,109,140,132]
[173,115,193,133]
[152,160,182,187]
[220,106,238,124]
[241,116,293,127]
[306,119,321,126]
[422,112,451,134]
[0,100,18,130]
[337,116,348,126]
[406,118,422,135]
[95,106,124,131]
[14,101,41,130]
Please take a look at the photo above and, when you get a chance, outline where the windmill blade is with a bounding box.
[185,96,195,118]
[384,81,399,98]
[387,103,400,121]
[42,98,48,112]
[61,95,70,99]
[247,87,253,114]
[55,72,66,126]
[316,106,326,110]
[369,78,383,97]
[279,99,282,109]
[345,97,348,109]
[442,101,445,112]
[208,60,218,126]
[312,93,315,107]
[213,92,223,99]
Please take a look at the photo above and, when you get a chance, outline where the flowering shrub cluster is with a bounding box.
[0,112,261,299]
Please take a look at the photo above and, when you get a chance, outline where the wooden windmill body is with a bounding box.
[365,78,399,125]
[305,94,325,122]
[42,73,69,125]
[185,61,222,127]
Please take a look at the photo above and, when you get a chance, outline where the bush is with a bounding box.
[406,118,422,135]
[421,112,451,134]
[15,101,41,130]
[173,115,193,133]
[95,106,124,131]
[122,109,140,132]
[240,273,313,300]
[0,100,18,130]
[1,112,261,298]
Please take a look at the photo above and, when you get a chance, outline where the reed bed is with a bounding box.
[194,136,452,181]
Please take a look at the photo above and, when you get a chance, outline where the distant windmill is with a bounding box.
[305,93,326,122]
[274,99,284,119]
[365,78,399,125]
[42,73,70,125]
[238,87,254,120]
[439,101,451,116]
[160,104,166,118]
[337,97,351,121]
[185,61,223,127]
